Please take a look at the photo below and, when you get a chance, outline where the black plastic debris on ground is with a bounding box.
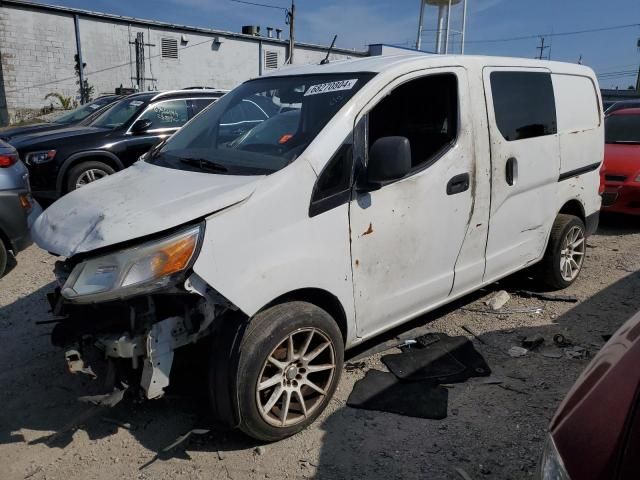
[347,370,448,420]
[382,334,491,383]
[347,333,491,420]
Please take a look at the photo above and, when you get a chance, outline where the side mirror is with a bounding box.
[367,136,412,185]
[130,118,153,134]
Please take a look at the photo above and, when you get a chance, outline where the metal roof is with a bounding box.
[2,0,368,57]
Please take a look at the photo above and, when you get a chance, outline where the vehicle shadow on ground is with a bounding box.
[1,271,639,477]
[595,212,640,236]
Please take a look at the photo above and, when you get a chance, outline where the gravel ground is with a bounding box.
[1,214,640,480]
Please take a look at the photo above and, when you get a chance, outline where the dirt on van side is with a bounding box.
[1,213,639,480]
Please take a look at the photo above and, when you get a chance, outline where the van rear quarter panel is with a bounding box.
[552,72,604,217]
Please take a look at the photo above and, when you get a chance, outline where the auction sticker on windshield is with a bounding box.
[304,79,358,96]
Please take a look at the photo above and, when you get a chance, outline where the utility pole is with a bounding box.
[286,0,295,64]
[536,36,549,60]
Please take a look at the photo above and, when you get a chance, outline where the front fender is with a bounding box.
[56,150,125,194]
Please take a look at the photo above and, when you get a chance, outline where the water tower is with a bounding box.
[416,0,468,54]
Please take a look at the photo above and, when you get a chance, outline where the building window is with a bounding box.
[161,38,179,59]
[264,50,279,70]
[490,71,557,141]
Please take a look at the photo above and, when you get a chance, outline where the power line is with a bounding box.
[228,0,287,12]
[415,22,640,46]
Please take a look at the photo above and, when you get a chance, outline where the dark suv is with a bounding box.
[12,90,225,199]
[0,95,122,143]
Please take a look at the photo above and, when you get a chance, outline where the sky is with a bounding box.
[35,0,640,89]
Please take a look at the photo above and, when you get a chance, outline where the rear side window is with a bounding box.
[605,114,640,144]
[490,71,557,141]
[189,98,217,117]
[138,99,189,129]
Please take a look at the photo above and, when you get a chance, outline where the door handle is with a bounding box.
[506,157,518,186]
[446,173,470,195]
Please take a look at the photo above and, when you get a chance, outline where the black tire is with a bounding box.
[233,301,344,442]
[66,160,115,192]
[539,214,586,290]
[0,240,7,279]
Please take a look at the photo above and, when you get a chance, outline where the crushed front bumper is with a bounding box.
[48,273,229,400]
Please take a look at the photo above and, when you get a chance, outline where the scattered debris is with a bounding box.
[485,290,510,310]
[553,334,572,347]
[507,346,528,358]
[498,384,527,395]
[541,350,563,359]
[382,334,490,382]
[65,349,97,379]
[79,387,127,408]
[217,450,225,461]
[602,334,612,342]
[24,466,43,479]
[345,361,367,372]
[162,429,210,453]
[455,467,474,480]
[516,290,578,303]
[347,370,448,419]
[102,417,133,430]
[462,307,543,315]
[564,346,588,360]
[461,325,487,345]
[255,446,266,456]
[478,377,504,385]
[521,334,544,350]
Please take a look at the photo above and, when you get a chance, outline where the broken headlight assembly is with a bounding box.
[61,224,203,304]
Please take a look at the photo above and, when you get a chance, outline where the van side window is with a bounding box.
[490,71,557,141]
[368,73,458,171]
[309,140,354,217]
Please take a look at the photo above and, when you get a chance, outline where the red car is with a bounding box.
[600,108,640,215]
[539,310,640,479]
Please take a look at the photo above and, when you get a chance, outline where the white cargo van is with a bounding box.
[34,55,603,441]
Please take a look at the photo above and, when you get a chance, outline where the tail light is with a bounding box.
[0,153,18,168]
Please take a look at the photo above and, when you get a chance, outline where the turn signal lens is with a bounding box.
[19,193,33,211]
[0,154,18,168]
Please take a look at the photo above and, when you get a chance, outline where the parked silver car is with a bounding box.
[0,139,41,277]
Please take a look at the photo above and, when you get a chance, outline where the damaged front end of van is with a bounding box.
[31,158,262,407]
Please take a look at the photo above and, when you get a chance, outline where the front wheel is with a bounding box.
[66,160,115,192]
[539,214,586,290]
[0,240,7,279]
[234,302,344,441]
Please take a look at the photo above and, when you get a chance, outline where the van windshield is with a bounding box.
[147,73,375,175]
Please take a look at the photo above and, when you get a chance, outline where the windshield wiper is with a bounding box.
[180,157,229,172]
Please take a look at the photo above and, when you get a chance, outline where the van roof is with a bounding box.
[264,54,595,78]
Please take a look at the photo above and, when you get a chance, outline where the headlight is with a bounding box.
[61,224,202,303]
[25,150,56,165]
[538,435,570,480]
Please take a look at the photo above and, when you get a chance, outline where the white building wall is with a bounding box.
[0,5,77,123]
[0,2,367,125]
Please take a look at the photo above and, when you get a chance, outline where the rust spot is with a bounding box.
[355,259,360,267]
[361,223,374,236]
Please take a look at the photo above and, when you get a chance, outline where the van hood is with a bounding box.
[33,161,263,257]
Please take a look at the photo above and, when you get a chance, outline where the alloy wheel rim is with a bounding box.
[76,168,108,188]
[256,327,336,428]
[560,225,585,282]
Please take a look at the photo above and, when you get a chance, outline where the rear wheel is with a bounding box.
[539,214,586,289]
[234,302,344,441]
[66,161,115,192]
[0,240,7,279]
